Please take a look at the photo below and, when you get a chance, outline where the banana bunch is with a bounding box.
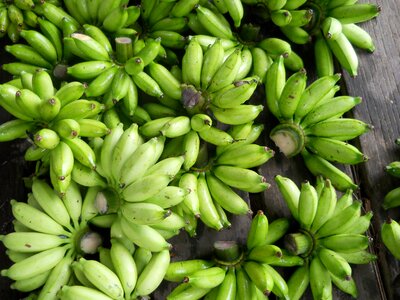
[3,18,64,77]
[66,26,178,109]
[165,211,299,299]
[381,138,400,260]
[0,0,47,42]
[189,2,304,72]
[276,175,377,299]
[245,0,313,44]
[154,119,273,233]
[37,0,140,35]
[58,243,170,300]
[0,179,104,298]
[139,0,195,51]
[0,69,108,194]
[70,123,188,250]
[265,59,372,191]
[311,0,380,77]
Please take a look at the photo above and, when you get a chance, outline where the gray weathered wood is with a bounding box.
[342,0,400,299]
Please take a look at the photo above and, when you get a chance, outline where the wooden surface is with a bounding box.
[1,0,400,299]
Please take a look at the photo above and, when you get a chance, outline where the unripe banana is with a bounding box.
[213,165,270,193]
[197,172,224,231]
[320,233,370,253]
[265,55,286,119]
[184,266,226,289]
[243,261,274,296]
[134,249,171,297]
[58,285,113,300]
[0,232,68,253]
[66,60,110,80]
[210,104,264,125]
[301,149,358,192]
[182,37,203,88]
[0,119,34,142]
[196,5,233,40]
[329,4,380,24]
[327,32,358,77]
[306,137,368,165]
[381,218,400,260]
[211,77,259,108]
[200,38,225,90]
[309,256,332,300]
[316,200,362,237]
[1,245,68,281]
[318,248,352,281]
[259,38,292,58]
[190,114,213,132]
[208,48,242,93]
[314,34,335,77]
[165,259,215,282]
[110,238,137,297]
[206,172,250,215]
[337,250,377,265]
[11,269,50,292]
[147,61,182,100]
[55,82,86,106]
[297,181,318,230]
[342,23,375,52]
[120,217,171,252]
[37,254,74,300]
[287,264,309,300]
[383,187,400,210]
[63,137,96,169]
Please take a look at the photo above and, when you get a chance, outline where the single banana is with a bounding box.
[184,266,226,289]
[165,259,215,282]
[278,68,307,120]
[318,248,352,281]
[31,179,71,229]
[120,216,171,252]
[182,37,203,88]
[286,264,309,300]
[265,55,286,119]
[316,200,362,237]
[306,137,367,165]
[297,181,318,230]
[109,238,137,297]
[134,249,171,297]
[58,285,113,300]
[1,245,69,281]
[197,172,224,231]
[213,165,270,193]
[243,261,274,296]
[11,200,70,236]
[309,256,332,300]
[381,218,400,260]
[0,232,68,253]
[310,179,337,232]
[206,171,250,215]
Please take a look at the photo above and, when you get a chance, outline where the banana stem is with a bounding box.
[115,37,133,64]
[269,123,305,157]
[213,241,242,263]
[284,232,313,256]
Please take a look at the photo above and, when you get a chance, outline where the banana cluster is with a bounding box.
[188,1,304,72]
[3,19,65,79]
[164,210,301,299]
[381,138,400,260]
[245,0,380,76]
[71,123,188,250]
[0,0,58,42]
[276,175,376,299]
[60,0,140,33]
[58,245,170,300]
[0,179,104,298]
[0,70,109,194]
[152,119,273,234]
[313,0,380,77]
[265,58,371,191]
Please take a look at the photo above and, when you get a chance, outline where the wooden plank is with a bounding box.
[342,0,400,299]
